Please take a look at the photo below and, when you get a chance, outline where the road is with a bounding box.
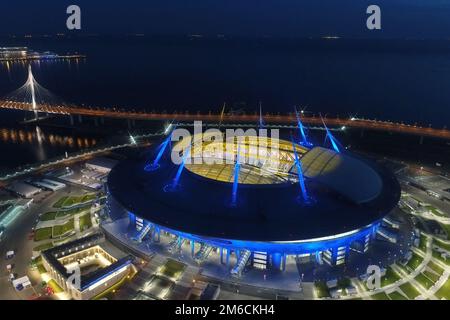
[0,190,61,299]
[0,183,95,300]
[1,100,449,140]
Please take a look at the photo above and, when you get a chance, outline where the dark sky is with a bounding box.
[2,0,450,38]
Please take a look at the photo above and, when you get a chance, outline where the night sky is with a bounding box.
[2,0,450,38]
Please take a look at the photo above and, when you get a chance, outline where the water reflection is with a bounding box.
[0,58,84,70]
[0,58,85,83]
[35,125,46,161]
[0,126,97,148]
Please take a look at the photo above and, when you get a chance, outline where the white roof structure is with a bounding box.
[300,147,383,204]
[86,157,118,172]
[32,179,66,191]
[5,181,41,198]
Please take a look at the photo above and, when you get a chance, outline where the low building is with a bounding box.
[41,233,133,300]
[0,199,32,228]
[28,179,66,192]
[81,170,108,182]
[46,167,73,178]
[4,181,41,198]
[86,157,118,174]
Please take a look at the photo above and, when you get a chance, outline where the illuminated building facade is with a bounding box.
[41,233,133,300]
[106,133,400,274]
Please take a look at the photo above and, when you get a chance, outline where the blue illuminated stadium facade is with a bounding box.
[106,134,400,272]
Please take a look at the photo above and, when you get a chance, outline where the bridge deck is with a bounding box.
[1,100,449,140]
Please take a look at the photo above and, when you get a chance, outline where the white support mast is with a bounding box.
[27,65,38,118]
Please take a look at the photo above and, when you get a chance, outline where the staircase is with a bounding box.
[194,243,213,264]
[231,249,251,277]
[132,222,152,242]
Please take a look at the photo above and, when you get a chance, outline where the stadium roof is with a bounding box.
[107,145,400,242]
[300,147,382,204]
[186,162,287,184]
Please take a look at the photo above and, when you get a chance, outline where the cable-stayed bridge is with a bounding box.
[1,67,449,140]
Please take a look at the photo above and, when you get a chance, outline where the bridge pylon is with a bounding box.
[27,65,38,118]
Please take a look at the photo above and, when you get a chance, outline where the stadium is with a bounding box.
[106,130,400,276]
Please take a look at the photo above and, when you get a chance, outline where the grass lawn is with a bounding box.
[34,227,53,241]
[435,239,450,252]
[415,273,435,290]
[432,251,450,266]
[79,213,92,231]
[399,282,421,299]
[82,193,97,202]
[428,261,444,275]
[39,211,58,221]
[68,194,97,207]
[57,205,91,218]
[33,242,54,252]
[423,270,441,283]
[406,253,424,271]
[418,234,427,252]
[388,291,408,300]
[53,194,97,209]
[47,279,63,293]
[439,223,450,240]
[160,259,186,279]
[381,267,401,287]
[435,278,450,300]
[371,292,389,300]
[61,197,78,208]
[37,263,47,274]
[41,205,91,222]
[52,196,68,208]
[314,281,330,298]
[424,205,445,217]
[32,255,42,264]
[52,219,75,237]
